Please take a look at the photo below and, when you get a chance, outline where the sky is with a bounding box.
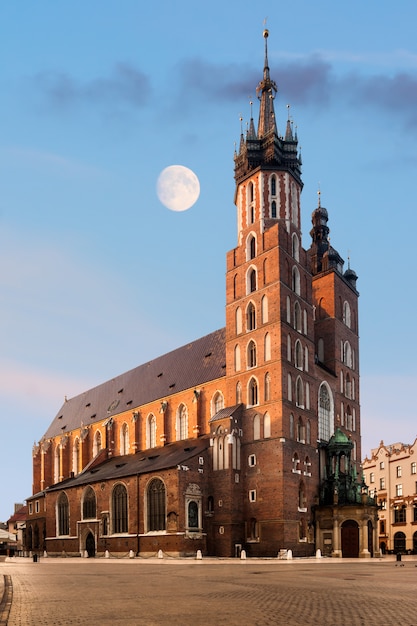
[0,0,416,521]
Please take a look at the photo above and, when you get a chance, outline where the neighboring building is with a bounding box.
[363,439,417,554]
[27,30,377,559]
[7,503,27,555]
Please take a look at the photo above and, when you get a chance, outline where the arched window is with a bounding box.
[304,456,311,476]
[264,372,271,402]
[82,486,96,520]
[306,420,311,445]
[248,377,258,407]
[249,517,259,540]
[289,413,294,439]
[112,484,128,534]
[246,302,256,331]
[345,373,352,399]
[247,340,257,368]
[293,452,300,473]
[72,438,79,476]
[147,414,157,449]
[297,417,305,443]
[236,307,242,334]
[318,382,334,441]
[288,373,293,402]
[248,181,254,202]
[292,233,300,261]
[147,478,166,532]
[264,412,271,438]
[292,266,300,295]
[57,492,69,536]
[234,344,241,371]
[287,334,292,361]
[213,427,228,471]
[298,481,306,510]
[261,295,268,323]
[247,234,256,260]
[271,200,277,218]
[295,340,303,369]
[343,301,351,328]
[236,381,242,404]
[271,175,276,196]
[343,341,353,368]
[304,346,309,372]
[253,414,261,440]
[286,296,291,323]
[54,446,60,483]
[187,501,199,529]
[233,274,237,299]
[247,268,257,293]
[264,332,271,361]
[93,430,102,457]
[176,404,188,441]
[295,377,304,408]
[294,301,302,332]
[120,422,129,455]
[305,381,310,410]
[212,391,224,416]
[346,405,353,431]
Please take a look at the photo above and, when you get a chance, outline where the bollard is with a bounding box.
[240,549,247,560]
[105,550,110,559]
[196,550,203,560]
[129,550,135,559]
[315,549,322,559]
[158,549,164,559]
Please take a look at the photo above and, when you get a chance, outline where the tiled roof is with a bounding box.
[42,328,226,440]
[7,506,28,524]
[46,437,211,491]
[209,404,243,423]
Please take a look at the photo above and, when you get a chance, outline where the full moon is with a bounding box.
[157,165,200,212]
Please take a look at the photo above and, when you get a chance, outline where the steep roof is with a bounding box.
[46,437,210,491]
[43,328,226,440]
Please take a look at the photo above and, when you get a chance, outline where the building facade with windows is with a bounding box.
[27,30,377,559]
[363,440,417,554]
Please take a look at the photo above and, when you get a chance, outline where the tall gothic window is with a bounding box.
[57,492,69,536]
[147,414,157,449]
[147,478,166,532]
[248,377,258,407]
[176,404,188,440]
[72,438,79,476]
[82,486,96,520]
[247,302,256,331]
[318,383,333,441]
[93,430,102,457]
[120,423,129,455]
[112,484,128,534]
[247,340,257,368]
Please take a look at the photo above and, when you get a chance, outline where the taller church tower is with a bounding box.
[224,29,318,554]
[221,29,370,557]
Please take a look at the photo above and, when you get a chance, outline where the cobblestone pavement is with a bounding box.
[1,555,416,626]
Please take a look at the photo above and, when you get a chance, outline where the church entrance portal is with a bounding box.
[86,532,95,558]
[341,520,359,558]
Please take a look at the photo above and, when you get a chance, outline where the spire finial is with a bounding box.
[317,186,321,208]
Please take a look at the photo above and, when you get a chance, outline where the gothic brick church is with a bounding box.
[27,30,378,559]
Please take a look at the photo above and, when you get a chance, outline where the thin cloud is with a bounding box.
[175,55,417,129]
[35,62,151,110]
[0,358,89,416]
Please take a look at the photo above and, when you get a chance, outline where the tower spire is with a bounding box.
[256,29,278,138]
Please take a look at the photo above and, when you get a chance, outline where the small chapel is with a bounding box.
[27,30,378,559]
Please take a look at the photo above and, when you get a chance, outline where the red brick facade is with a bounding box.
[27,31,371,559]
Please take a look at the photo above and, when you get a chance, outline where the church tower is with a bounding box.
[224,29,318,555]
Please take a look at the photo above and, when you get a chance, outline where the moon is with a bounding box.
[157,165,200,212]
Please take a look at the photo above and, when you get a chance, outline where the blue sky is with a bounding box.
[1,1,416,521]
